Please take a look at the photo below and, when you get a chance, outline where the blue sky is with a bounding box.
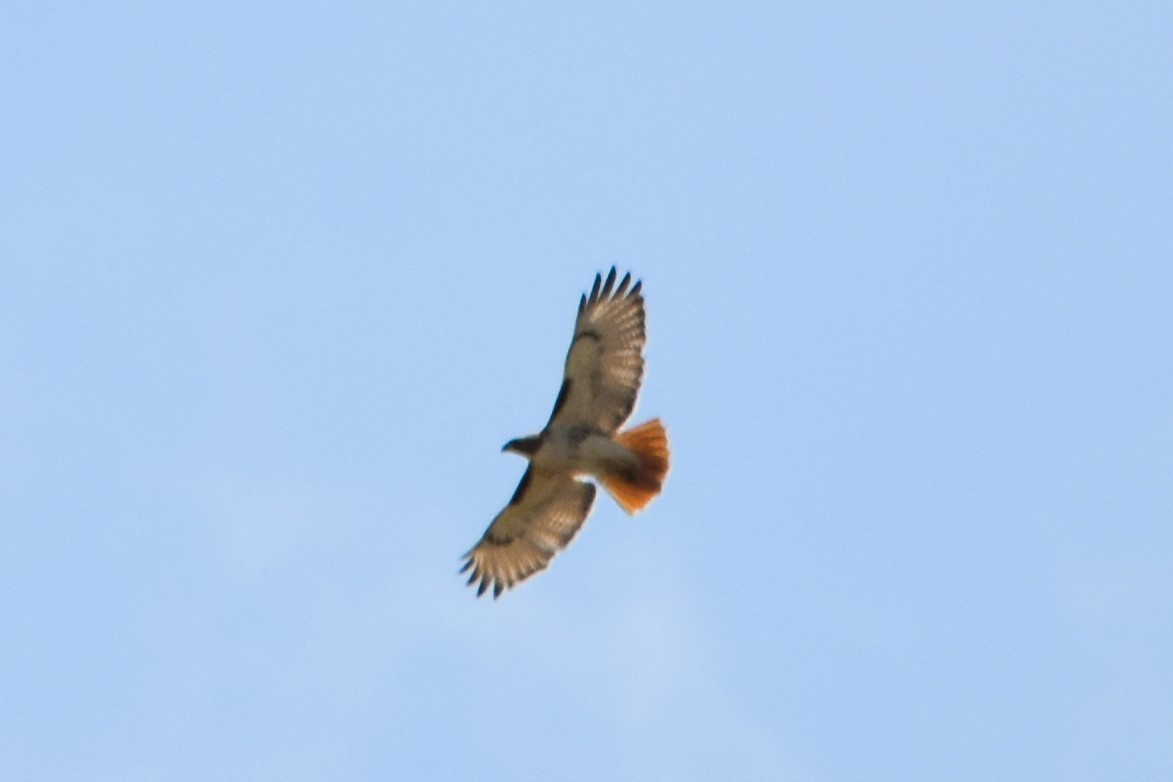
[3,2,1171,779]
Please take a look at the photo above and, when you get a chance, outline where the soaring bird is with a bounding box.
[461,267,670,598]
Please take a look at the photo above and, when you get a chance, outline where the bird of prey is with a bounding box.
[461,267,670,598]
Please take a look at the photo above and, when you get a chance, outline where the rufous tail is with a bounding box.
[602,418,671,514]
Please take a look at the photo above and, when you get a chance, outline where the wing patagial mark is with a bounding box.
[580,482,597,515]
[548,379,572,423]
[508,467,534,506]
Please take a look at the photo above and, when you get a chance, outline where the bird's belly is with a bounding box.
[535,430,634,479]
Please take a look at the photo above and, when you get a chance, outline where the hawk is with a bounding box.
[461,267,670,598]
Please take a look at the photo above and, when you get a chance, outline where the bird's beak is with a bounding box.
[502,435,541,456]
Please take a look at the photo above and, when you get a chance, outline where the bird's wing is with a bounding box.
[546,267,646,434]
[461,468,597,599]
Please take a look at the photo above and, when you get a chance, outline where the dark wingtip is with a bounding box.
[578,292,586,313]
[476,576,490,597]
[458,558,473,574]
[631,279,642,297]
[602,267,617,297]
[493,581,504,599]
[589,272,602,303]
[615,271,631,296]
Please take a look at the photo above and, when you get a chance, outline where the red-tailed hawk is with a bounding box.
[461,267,670,598]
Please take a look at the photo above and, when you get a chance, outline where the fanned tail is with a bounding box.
[601,418,670,514]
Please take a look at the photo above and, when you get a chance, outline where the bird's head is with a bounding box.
[502,435,542,458]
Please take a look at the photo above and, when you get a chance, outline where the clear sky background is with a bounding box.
[3,2,1171,780]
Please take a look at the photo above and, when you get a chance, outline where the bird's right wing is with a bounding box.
[460,468,597,599]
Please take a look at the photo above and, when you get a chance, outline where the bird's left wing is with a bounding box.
[461,467,597,598]
[546,267,647,433]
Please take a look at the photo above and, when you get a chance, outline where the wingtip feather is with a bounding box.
[615,271,631,296]
[602,267,617,297]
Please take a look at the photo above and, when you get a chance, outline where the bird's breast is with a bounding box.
[532,427,580,473]
[535,426,631,480]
